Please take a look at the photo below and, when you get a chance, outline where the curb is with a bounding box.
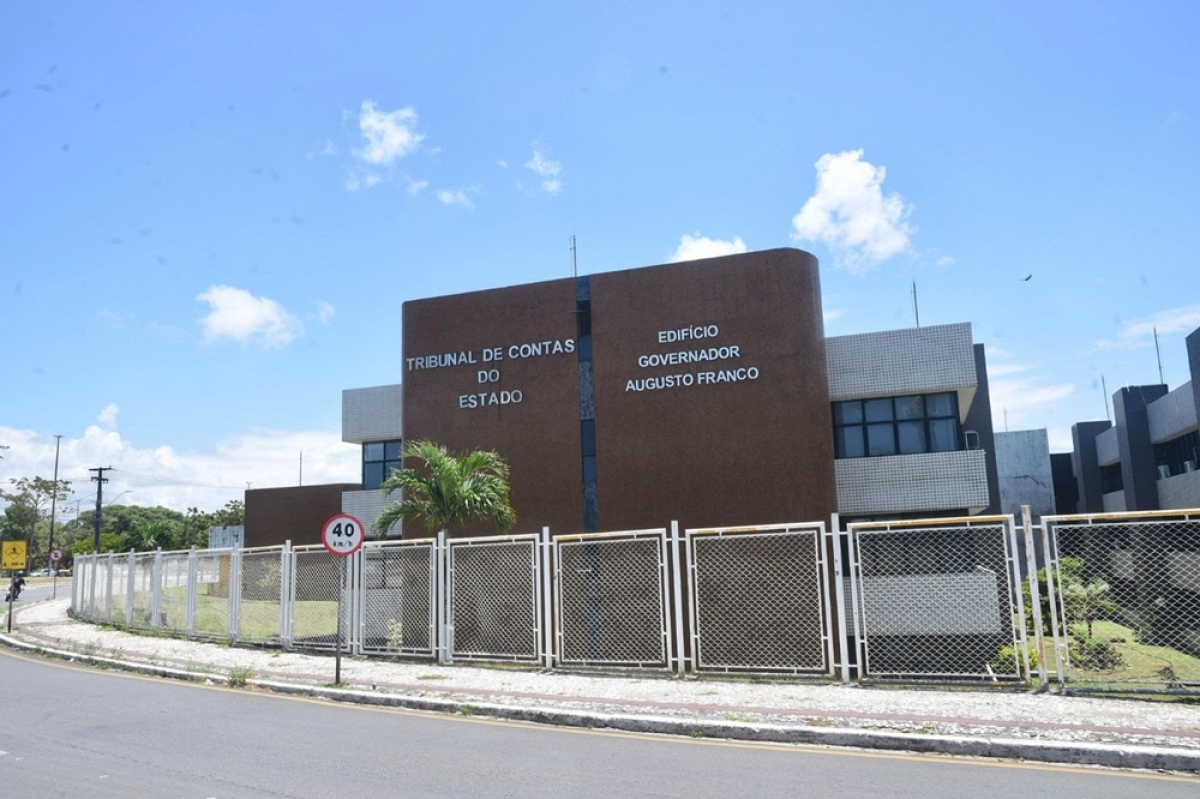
[4,631,1200,772]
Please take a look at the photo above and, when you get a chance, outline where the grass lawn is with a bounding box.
[1067,619,1200,685]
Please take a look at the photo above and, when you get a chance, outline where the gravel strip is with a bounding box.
[12,599,1200,752]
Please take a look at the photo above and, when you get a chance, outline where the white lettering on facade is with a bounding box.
[458,390,524,409]
[637,346,740,368]
[624,373,696,393]
[657,325,719,344]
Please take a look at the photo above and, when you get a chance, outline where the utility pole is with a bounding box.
[48,435,62,582]
[90,466,111,553]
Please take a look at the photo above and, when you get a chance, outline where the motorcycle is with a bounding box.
[5,581,23,603]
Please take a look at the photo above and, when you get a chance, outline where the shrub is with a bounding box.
[1069,633,1123,671]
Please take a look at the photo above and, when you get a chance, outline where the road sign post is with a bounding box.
[5,541,27,633]
[50,548,63,599]
[321,514,365,686]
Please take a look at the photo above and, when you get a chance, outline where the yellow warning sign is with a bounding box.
[2,541,26,571]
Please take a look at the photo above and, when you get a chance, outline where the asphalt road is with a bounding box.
[0,648,1196,798]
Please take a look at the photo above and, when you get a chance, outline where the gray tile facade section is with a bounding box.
[1147,381,1197,443]
[1102,490,1127,513]
[968,343,1001,515]
[342,489,392,536]
[995,430,1056,520]
[342,384,404,444]
[1157,468,1200,510]
[834,449,989,515]
[1095,426,1119,466]
[826,323,976,402]
[1071,420,1111,514]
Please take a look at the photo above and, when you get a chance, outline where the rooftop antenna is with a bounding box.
[1004,408,1009,432]
[1154,326,1165,384]
[911,281,920,328]
[299,451,303,486]
[571,234,578,279]
[1101,374,1111,422]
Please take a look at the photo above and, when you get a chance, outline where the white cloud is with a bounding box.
[525,141,564,194]
[0,419,359,515]
[197,285,302,349]
[823,309,843,324]
[314,301,335,324]
[355,100,424,165]
[496,158,509,169]
[98,403,120,429]
[669,233,748,263]
[790,149,913,272]
[437,186,478,209]
[344,172,382,192]
[989,375,1075,429]
[1096,304,1200,351]
[407,179,429,195]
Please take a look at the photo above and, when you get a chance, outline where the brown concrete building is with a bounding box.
[341,247,1000,539]
[400,248,835,536]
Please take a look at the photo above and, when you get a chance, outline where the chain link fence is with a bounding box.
[63,508,1198,694]
[290,545,345,652]
[359,539,436,657]
[686,523,833,675]
[847,516,1031,683]
[193,550,233,640]
[555,530,671,669]
[128,552,158,632]
[1046,511,1200,694]
[447,534,542,663]
[235,547,286,645]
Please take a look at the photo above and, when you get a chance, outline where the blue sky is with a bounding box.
[3,1,1199,513]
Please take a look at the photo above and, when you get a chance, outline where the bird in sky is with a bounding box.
[1022,274,1033,281]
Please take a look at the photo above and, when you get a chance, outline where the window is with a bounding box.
[1153,430,1199,478]
[363,440,402,490]
[832,393,961,459]
[1100,462,1124,494]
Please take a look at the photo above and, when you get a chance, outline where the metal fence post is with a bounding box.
[669,521,686,676]
[831,513,850,684]
[104,552,115,623]
[151,548,164,629]
[125,550,135,628]
[1039,520,1066,690]
[186,547,198,638]
[436,530,451,664]
[541,527,553,669]
[229,547,242,642]
[281,541,293,649]
[1020,506,1048,690]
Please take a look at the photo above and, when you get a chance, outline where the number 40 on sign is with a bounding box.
[321,514,365,556]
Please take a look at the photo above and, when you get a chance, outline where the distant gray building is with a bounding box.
[1062,327,1200,513]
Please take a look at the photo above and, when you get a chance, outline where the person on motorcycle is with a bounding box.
[5,571,25,603]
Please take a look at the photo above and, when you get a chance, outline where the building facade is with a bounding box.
[1065,327,1200,513]
[341,248,1006,537]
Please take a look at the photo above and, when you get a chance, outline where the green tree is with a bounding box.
[373,440,516,537]
[1063,578,1117,639]
[0,476,72,567]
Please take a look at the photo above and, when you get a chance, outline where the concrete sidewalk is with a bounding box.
[6,598,1200,773]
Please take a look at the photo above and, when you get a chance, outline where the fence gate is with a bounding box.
[358,539,437,658]
[847,515,1032,683]
[554,529,672,669]
[289,544,351,653]
[447,533,543,663]
[234,547,286,645]
[1046,510,1200,695]
[685,523,834,675]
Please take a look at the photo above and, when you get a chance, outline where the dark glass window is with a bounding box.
[832,393,962,459]
[363,439,402,490]
[1100,463,1124,494]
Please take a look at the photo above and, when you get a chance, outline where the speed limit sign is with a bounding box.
[321,514,365,557]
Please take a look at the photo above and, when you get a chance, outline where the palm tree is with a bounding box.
[372,440,516,537]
